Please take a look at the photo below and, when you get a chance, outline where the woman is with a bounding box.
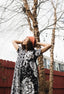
[10,36,51,94]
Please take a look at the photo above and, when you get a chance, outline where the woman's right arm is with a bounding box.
[12,40,23,50]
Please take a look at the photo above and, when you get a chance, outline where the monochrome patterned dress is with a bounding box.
[10,45,41,94]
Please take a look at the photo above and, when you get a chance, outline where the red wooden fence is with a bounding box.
[0,59,15,94]
[0,59,64,94]
[45,69,64,94]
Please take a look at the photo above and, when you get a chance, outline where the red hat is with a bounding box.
[27,36,36,47]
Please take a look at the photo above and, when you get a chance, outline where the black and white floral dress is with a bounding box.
[10,45,41,94]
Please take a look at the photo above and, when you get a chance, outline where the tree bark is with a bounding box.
[49,6,57,94]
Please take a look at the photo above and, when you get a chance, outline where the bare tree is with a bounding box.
[48,0,64,94]
[0,0,64,94]
[22,0,48,94]
[49,0,57,94]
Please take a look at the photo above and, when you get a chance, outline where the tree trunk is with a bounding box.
[49,7,57,94]
[33,13,46,94]
[33,15,46,94]
[23,0,46,94]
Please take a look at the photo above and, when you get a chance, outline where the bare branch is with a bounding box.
[23,0,34,20]
[56,0,58,9]
[51,0,55,9]
[27,17,34,33]
[32,0,38,16]
[37,0,49,7]
[5,0,14,8]
[0,13,18,24]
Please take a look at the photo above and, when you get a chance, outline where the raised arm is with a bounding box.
[36,42,52,53]
[12,40,23,50]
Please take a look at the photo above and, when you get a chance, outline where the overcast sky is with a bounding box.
[0,0,64,63]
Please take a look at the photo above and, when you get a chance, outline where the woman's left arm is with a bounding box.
[36,42,52,53]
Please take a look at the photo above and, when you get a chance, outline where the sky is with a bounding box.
[0,0,64,63]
